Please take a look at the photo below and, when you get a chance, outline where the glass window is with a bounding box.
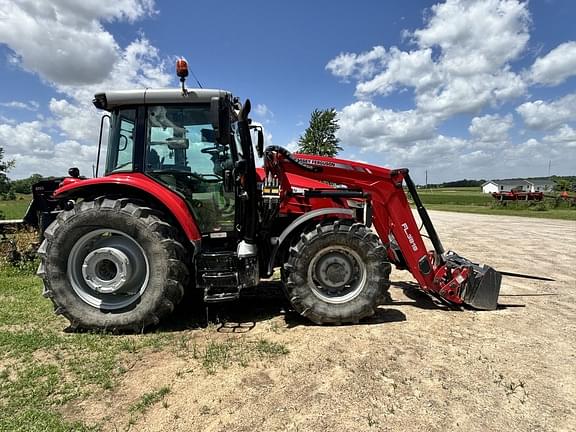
[145,105,236,233]
[106,109,135,173]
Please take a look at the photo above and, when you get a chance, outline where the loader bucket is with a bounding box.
[461,265,502,310]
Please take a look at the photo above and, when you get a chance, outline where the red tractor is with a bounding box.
[33,61,502,331]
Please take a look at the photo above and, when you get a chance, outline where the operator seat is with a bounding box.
[147,148,161,170]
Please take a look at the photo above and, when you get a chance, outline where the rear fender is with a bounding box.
[54,173,201,241]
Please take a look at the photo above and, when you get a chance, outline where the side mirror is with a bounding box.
[256,129,264,158]
[210,97,231,145]
[249,123,264,158]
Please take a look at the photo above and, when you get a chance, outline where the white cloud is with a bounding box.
[530,41,576,86]
[0,100,39,111]
[0,115,16,125]
[48,98,101,143]
[330,0,530,119]
[0,1,172,179]
[0,121,56,158]
[0,0,156,85]
[355,48,440,97]
[413,0,530,72]
[0,120,101,178]
[516,93,576,130]
[253,103,275,125]
[337,101,437,149]
[387,135,469,169]
[415,70,526,118]
[324,1,576,180]
[543,125,576,146]
[326,46,387,81]
[469,113,514,142]
[285,140,298,153]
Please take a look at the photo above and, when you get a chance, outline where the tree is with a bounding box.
[11,173,43,194]
[297,108,342,157]
[0,147,14,195]
[552,176,575,192]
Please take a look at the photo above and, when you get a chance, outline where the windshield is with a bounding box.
[145,104,235,233]
[145,104,229,175]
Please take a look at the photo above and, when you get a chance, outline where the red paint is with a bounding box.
[263,151,474,303]
[55,173,201,241]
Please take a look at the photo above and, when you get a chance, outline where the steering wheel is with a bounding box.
[197,173,222,183]
[201,146,223,155]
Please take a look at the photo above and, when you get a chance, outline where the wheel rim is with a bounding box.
[67,229,150,310]
[307,246,367,304]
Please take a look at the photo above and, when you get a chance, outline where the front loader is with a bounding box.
[33,59,502,331]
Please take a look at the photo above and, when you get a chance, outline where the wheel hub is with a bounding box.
[68,228,150,310]
[316,253,353,288]
[308,246,367,304]
[81,247,132,294]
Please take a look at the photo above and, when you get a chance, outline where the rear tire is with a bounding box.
[283,220,391,324]
[37,198,188,332]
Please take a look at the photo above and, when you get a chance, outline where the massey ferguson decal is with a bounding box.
[296,158,357,170]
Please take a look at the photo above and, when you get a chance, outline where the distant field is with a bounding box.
[1,190,574,221]
[415,188,576,220]
[416,188,492,206]
[0,195,32,220]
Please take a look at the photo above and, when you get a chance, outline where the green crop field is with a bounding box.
[414,187,576,220]
[0,194,32,220]
[416,188,493,206]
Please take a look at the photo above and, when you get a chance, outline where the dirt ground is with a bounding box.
[70,211,576,432]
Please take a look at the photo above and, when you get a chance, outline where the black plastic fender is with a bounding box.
[265,207,355,276]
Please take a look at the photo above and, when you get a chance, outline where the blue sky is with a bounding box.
[0,0,575,184]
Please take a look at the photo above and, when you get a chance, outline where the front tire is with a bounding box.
[37,198,188,332]
[283,220,391,324]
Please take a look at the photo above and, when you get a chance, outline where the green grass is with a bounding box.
[0,265,174,431]
[0,194,32,220]
[0,261,289,431]
[417,188,493,206]
[415,188,576,220]
[197,338,289,374]
[129,386,171,414]
[423,203,576,220]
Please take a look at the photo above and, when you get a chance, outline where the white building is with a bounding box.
[481,178,554,193]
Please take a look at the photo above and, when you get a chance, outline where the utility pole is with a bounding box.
[425,170,428,190]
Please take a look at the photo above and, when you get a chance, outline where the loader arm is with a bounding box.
[264,147,502,310]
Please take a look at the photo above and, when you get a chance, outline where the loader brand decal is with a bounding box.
[402,223,418,252]
[296,158,355,170]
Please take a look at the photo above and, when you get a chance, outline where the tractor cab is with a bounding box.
[93,86,262,250]
[90,82,263,302]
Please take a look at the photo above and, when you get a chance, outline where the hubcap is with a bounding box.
[68,229,150,310]
[308,246,367,304]
[81,247,131,294]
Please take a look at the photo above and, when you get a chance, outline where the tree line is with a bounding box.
[0,148,43,200]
